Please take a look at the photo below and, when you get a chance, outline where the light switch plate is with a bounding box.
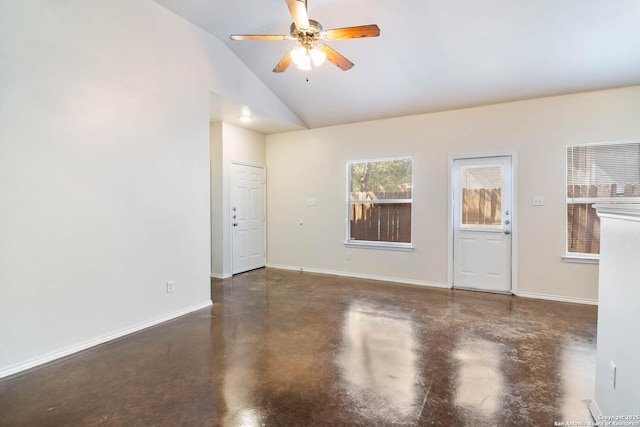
[532,196,544,206]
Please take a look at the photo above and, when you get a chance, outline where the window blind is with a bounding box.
[567,142,640,199]
[566,141,640,255]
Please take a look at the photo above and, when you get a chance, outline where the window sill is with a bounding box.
[344,241,414,252]
[562,255,599,264]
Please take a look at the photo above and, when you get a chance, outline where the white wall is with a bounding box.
[266,86,640,302]
[0,0,292,377]
[210,122,225,276]
[593,204,640,416]
[210,122,266,278]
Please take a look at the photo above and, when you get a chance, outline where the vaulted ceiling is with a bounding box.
[154,0,640,133]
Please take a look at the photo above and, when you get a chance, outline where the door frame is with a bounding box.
[447,152,518,294]
[230,161,267,275]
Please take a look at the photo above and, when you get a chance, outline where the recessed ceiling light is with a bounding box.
[240,106,251,122]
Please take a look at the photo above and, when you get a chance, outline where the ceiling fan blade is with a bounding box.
[273,49,294,73]
[316,44,354,71]
[230,34,289,41]
[286,0,310,30]
[323,24,380,40]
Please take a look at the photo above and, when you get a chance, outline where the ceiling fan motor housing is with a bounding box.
[290,19,323,38]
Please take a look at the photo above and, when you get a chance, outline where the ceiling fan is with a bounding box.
[229,0,380,73]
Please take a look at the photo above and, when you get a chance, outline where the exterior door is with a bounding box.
[231,163,265,275]
[453,156,512,292]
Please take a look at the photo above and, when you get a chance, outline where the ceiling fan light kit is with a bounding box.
[291,45,326,70]
[229,0,380,77]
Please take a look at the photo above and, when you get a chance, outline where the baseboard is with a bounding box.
[266,264,451,289]
[0,300,213,380]
[514,291,598,306]
[266,265,598,304]
[588,399,602,424]
[211,273,232,279]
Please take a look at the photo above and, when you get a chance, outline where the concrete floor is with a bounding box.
[0,268,597,426]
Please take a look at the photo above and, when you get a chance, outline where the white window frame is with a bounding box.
[564,140,640,262]
[457,162,507,232]
[345,157,414,250]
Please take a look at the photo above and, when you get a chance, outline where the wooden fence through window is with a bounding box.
[567,183,640,254]
[462,188,502,225]
[351,183,640,252]
[350,191,411,243]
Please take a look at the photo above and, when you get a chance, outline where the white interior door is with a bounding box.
[231,163,265,275]
[453,156,512,293]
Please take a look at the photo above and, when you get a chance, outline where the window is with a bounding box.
[566,141,640,256]
[346,158,413,248]
[460,165,503,228]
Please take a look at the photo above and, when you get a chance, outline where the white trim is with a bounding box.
[266,264,450,289]
[448,151,518,293]
[595,203,640,222]
[0,300,213,380]
[229,160,266,168]
[588,400,603,424]
[350,199,412,205]
[454,286,512,295]
[568,197,640,204]
[345,157,414,247]
[211,273,232,279]
[447,158,454,287]
[343,241,414,251]
[514,291,598,306]
[346,155,413,164]
[267,265,599,305]
[567,138,640,149]
[566,141,640,256]
[562,255,599,264]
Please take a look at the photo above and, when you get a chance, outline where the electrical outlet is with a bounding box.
[167,281,175,293]
[346,251,351,260]
[610,361,616,389]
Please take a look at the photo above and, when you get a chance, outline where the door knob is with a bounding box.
[504,230,511,235]
[505,220,510,225]
[233,222,238,227]
[233,215,237,219]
